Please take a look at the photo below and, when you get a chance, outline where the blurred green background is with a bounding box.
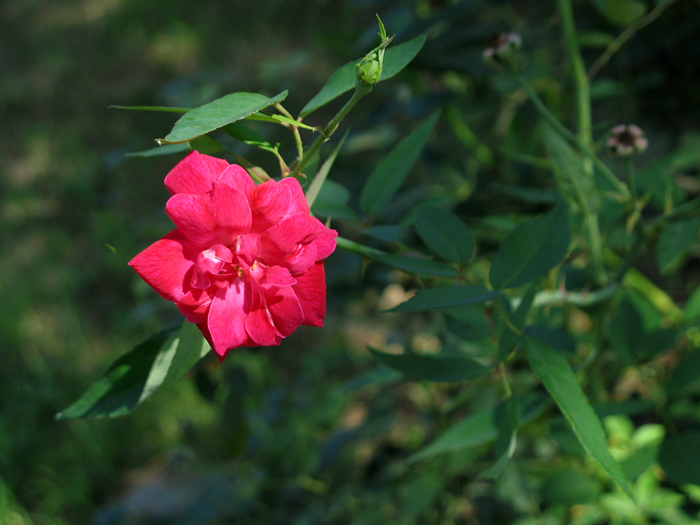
[2,0,700,523]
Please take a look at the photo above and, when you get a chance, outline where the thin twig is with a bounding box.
[588,0,679,81]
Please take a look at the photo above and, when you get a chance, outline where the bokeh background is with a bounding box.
[2,0,700,523]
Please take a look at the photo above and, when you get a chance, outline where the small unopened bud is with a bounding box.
[483,32,521,67]
[355,17,394,94]
[356,52,383,91]
[607,125,648,157]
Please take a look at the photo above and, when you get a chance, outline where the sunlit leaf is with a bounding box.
[57,323,210,419]
[159,91,288,144]
[300,35,426,117]
[369,347,491,382]
[523,334,636,502]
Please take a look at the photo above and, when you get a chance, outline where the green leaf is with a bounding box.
[481,394,520,479]
[522,334,636,502]
[490,204,571,289]
[369,347,491,382]
[373,252,460,278]
[188,135,225,155]
[311,201,359,221]
[126,143,191,158]
[542,125,601,215]
[443,307,493,341]
[223,123,278,154]
[363,225,403,243]
[411,404,498,462]
[300,35,426,117]
[577,31,615,48]
[684,285,700,320]
[57,323,210,419]
[498,283,538,361]
[664,350,700,398]
[659,430,700,485]
[414,207,474,265]
[389,285,501,313]
[335,236,459,277]
[410,393,550,462]
[656,217,700,274]
[110,105,191,113]
[360,111,439,217]
[306,131,347,208]
[309,173,357,220]
[494,184,561,204]
[541,470,601,506]
[159,91,288,144]
[592,0,647,25]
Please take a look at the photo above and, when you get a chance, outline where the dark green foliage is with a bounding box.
[5,0,700,523]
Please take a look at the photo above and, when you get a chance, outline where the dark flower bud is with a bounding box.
[483,32,521,67]
[607,125,648,157]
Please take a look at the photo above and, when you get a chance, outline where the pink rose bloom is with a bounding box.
[129,151,337,360]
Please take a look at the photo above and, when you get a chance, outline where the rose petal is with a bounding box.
[259,213,320,274]
[245,285,281,346]
[259,265,297,288]
[166,194,218,246]
[311,221,338,261]
[207,181,252,243]
[191,244,233,289]
[234,233,260,267]
[264,284,304,337]
[207,279,251,357]
[164,151,229,196]
[293,261,327,327]
[278,177,310,216]
[128,229,198,302]
[177,288,214,324]
[218,164,254,204]
[251,181,292,234]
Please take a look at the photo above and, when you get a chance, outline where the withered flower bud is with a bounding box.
[607,125,648,157]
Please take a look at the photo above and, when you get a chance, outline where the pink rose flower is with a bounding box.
[129,151,337,360]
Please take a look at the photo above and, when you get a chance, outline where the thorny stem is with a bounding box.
[588,0,679,80]
[287,87,369,179]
